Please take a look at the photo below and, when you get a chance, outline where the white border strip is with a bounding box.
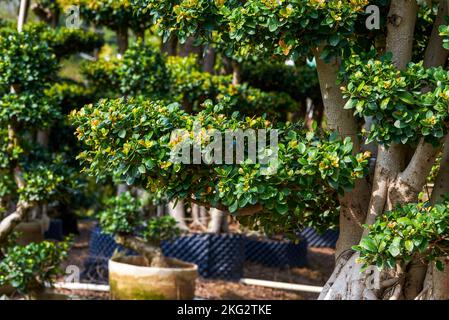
[240,278,323,293]
[53,282,110,292]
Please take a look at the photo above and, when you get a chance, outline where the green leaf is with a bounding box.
[138,165,146,174]
[380,97,390,110]
[268,17,278,32]
[359,237,377,253]
[228,201,239,213]
[397,217,411,225]
[397,91,415,105]
[297,142,306,154]
[344,98,357,110]
[144,159,154,169]
[435,260,445,272]
[404,240,414,253]
[275,203,289,215]
[328,35,340,47]
[118,129,126,139]
[388,245,400,257]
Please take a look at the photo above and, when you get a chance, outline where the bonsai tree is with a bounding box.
[60,0,153,54]
[81,43,298,118]
[71,98,368,235]
[75,0,449,299]
[0,24,61,241]
[97,191,180,267]
[240,59,323,127]
[0,15,90,297]
[80,42,299,231]
[0,238,72,299]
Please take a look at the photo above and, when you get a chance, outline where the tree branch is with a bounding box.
[386,0,418,71]
[314,46,372,257]
[424,0,449,68]
[115,234,168,267]
[189,198,264,217]
[389,139,440,206]
[0,200,32,244]
[365,144,405,228]
[431,135,449,203]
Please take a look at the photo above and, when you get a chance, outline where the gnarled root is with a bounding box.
[115,235,169,268]
[319,253,382,300]
[319,252,411,300]
[416,259,449,300]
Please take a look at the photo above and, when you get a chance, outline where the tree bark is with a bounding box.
[17,0,30,32]
[115,234,168,267]
[319,0,423,299]
[167,200,188,231]
[178,37,202,57]
[191,203,206,230]
[314,49,371,257]
[202,46,216,74]
[156,204,165,217]
[423,0,449,69]
[431,135,449,203]
[199,206,208,225]
[116,26,129,57]
[386,0,418,70]
[161,36,178,56]
[0,201,32,244]
[420,134,449,299]
[231,61,241,86]
[207,208,229,234]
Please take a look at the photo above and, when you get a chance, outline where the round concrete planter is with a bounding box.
[109,256,198,300]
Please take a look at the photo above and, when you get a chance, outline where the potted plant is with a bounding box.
[97,192,198,300]
[0,237,72,299]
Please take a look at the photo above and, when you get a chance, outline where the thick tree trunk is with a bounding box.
[202,46,216,74]
[231,61,241,86]
[191,203,206,230]
[423,0,449,69]
[314,50,371,258]
[115,235,168,267]
[36,129,50,147]
[419,133,449,299]
[116,26,129,57]
[385,0,418,70]
[135,29,145,42]
[178,37,202,57]
[319,0,425,299]
[199,206,208,225]
[161,36,178,56]
[116,184,129,195]
[207,208,229,234]
[17,0,30,32]
[156,204,165,217]
[167,200,188,231]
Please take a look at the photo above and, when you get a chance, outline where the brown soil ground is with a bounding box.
[54,220,335,300]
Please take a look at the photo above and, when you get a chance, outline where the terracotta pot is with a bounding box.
[16,220,44,246]
[109,256,198,300]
